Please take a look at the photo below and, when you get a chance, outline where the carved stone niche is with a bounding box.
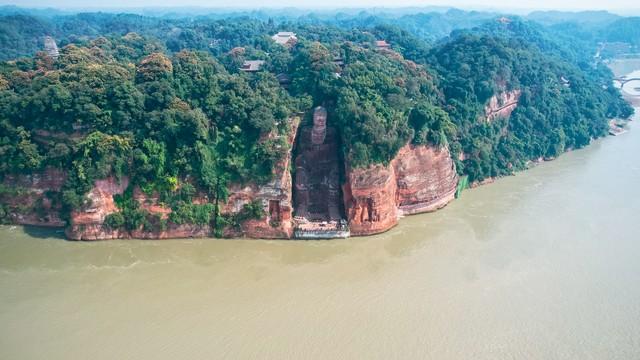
[269,200,282,221]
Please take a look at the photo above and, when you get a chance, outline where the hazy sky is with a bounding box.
[1,0,638,11]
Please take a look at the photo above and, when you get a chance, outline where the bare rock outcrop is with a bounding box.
[343,164,399,236]
[66,177,129,240]
[393,144,458,215]
[225,116,300,239]
[130,224,211,239]
[5,116,460,240]
[1,168,66,227]
[344,144,458,236]
[485,89,521,121]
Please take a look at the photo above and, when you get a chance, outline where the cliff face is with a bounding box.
[0,168,66,227]
[66,177,129,240]
[393,144,458,215]
[65,118,299,240]
[224,116,300,239]
[4,118,458,240]
[65,168,294,241]
[66,177,213,240]
[485,89,521,121]
[343,164,399,236]
[221,164,294,239]
[344,144,458,236]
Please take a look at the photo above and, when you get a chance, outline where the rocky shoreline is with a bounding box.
[1,144,459,241]
[2,100,635,241]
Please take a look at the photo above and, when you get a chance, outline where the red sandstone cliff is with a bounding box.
[64,117,300,240]
[343,164,399,236]
[65,177,129,240]
[344,144,458,236]
[222,116,300,239]
[65,176,214,240]
[0,168,66,227]
[394,144,458,215]
[4,117,458,240]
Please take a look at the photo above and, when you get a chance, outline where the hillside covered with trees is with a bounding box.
[0,10,633,232]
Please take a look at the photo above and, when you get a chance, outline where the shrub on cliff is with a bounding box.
[168,202,215,226]
[104,212,125,230]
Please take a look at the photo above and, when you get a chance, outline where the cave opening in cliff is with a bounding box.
[291,106,349,239]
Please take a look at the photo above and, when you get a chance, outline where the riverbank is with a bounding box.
[2,107,640,360]
[2,111,633,241]
[2,62,636,241]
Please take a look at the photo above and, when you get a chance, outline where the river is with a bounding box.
[2,94,640,359]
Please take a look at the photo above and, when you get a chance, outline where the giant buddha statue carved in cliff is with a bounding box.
[311,106,327,145]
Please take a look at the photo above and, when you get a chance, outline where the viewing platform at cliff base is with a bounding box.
[293,217,350,239]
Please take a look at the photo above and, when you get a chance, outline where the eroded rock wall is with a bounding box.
[221,160,295,239]
[393,144,458,215]
[225,116,300,239]
[65,177,129,240]
[5,117,459,240]
[65,118,299,240]
[344,144,458,236]
[485,89,521,121]
[343,164,399,236]
[1,168,66,227]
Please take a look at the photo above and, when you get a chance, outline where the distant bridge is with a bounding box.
[613,77,640,88]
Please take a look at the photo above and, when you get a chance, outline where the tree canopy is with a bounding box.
[0,14,633,227]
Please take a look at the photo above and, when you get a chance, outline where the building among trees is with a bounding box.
[272,32,297,47]
[239,60,265,72]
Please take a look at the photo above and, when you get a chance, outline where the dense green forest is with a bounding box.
[0,7,634,228]
[2,7,640,62]
[0,34,300,229]
[428,31,632,180]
